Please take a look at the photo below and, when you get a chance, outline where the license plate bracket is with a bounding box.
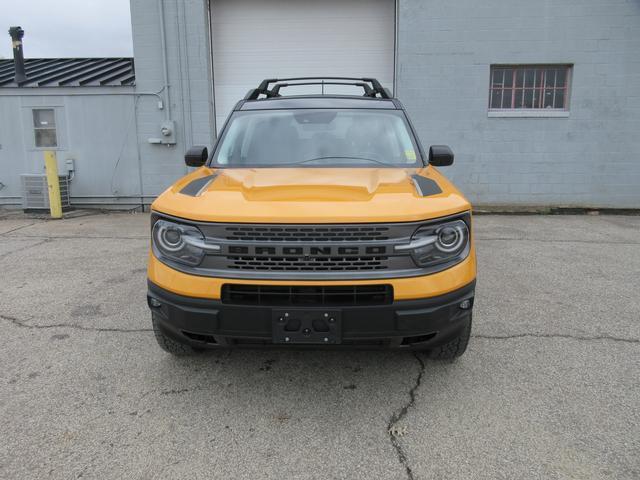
[272,309,342,344]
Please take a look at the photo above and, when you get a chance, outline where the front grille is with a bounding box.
[221,284,393,306]
[226,255,389,271]
[187,220,427,278]
[224,225,390,242]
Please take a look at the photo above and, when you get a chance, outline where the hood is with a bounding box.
[152,167,470,223]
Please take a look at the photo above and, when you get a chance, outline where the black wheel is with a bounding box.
[428,315,472,360]
[152,312,198,356]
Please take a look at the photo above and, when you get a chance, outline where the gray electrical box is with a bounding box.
[159,120,176,145]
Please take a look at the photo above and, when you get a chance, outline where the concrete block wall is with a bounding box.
[129,0,214,199]
[397,0,640,207]
[128,0,640,207]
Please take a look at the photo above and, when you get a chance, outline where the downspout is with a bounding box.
[158,0,171,121]
[133,97,145,210]
[206,0,218,137]
[393,0,399,97]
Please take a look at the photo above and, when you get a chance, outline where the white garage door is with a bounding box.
[210,0,395,130]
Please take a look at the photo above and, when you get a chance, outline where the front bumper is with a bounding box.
[147,280,475,350]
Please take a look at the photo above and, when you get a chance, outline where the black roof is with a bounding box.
[0,58,135,87]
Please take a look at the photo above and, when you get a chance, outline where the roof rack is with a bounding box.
[244,77,392,100]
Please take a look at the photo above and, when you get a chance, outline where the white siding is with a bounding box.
[0,90,140,207]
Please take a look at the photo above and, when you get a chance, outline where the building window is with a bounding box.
[489,65,571,111]
[32,109,58,147]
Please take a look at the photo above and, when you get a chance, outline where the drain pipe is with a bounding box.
[158,0,171,122]
[8,26,27,84]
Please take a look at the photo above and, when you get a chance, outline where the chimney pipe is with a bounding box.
[8,26,27,85]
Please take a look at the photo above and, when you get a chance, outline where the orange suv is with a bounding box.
[147,77,476,358]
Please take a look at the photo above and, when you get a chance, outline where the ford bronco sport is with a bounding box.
[147,77,476,358]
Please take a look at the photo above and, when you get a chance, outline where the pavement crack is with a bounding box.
[160,387,202,395]
[0,314,151,333]
[0,238,50,260]
[386,351,425,480]
[157,459,182,477]
[473,333,639,344]
[0,222,38,235]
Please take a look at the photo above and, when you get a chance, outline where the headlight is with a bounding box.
[396,218,470,268]
[152,219,211,266]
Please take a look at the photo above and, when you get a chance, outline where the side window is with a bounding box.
[32,109,58,147]
[489,65,571,111]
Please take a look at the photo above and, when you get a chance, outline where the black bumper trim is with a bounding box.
[147,280,475,349]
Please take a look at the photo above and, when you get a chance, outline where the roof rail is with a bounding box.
[244,77,392,100]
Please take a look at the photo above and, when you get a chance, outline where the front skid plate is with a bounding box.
[272,309,342,344]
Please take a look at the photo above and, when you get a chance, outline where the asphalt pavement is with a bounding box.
[0,210,638,479]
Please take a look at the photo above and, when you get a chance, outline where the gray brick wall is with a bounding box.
[130,0,214,197]
[130,0,640,207]
[397,0,640,207]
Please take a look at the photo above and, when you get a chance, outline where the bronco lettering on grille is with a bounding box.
[226,245,388,256]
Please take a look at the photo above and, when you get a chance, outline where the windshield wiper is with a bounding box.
[284,156,404,168]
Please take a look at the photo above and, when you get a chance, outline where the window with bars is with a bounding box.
[489,65,571,110]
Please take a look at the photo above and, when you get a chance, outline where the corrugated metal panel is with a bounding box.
[0,58,135,87]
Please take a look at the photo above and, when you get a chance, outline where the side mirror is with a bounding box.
[185,146,208,167]
[428,145,454,166]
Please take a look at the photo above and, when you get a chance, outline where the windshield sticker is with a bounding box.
[405,150,417,161]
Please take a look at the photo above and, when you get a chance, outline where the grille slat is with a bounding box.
[226,255,389,271]
[221,284,393,306]
[225,225,390,242]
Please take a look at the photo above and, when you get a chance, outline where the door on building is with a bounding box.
[210,0,395,130]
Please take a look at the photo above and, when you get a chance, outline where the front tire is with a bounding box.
[152,312,198,356]
[428,315,472,360]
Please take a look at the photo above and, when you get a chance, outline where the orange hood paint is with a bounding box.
[151,166,471,223]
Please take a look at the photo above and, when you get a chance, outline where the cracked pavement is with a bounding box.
[0,211,639,479]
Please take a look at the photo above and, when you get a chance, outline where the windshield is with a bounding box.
[211,109,422,167]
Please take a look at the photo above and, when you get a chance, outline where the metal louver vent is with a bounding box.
[20,174,70,211]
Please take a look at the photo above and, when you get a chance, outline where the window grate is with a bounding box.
[489,65,571,110]
[221,284,393,306]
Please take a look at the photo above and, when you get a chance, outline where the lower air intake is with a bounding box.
[221,284,393,306]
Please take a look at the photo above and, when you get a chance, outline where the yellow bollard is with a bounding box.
[44,150,63,219]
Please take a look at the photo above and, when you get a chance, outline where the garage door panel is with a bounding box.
[213,22,393,50]
[213,53,394,84]
[213,0,393,21]
[211,0,395,129]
